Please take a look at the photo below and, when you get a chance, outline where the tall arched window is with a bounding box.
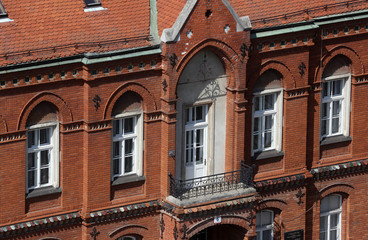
[256,210,274,240]
[111,92,144,183]
[26,102,60,194]
[321,56,351,140]
[320,194,342,240]
[252,70,283,159]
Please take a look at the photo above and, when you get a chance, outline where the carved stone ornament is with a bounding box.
[246,210,256,227]
[298,62,306,77]
[162,79,168,93]
[240,43,249,58]
[92,94,101,111]
[180,223,188,240]
[160,214,165,239]
[90,227,100,240]
[173,221,178,240]
[296,188,305,205]
[169,53,178,67]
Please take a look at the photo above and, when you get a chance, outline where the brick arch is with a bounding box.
[0,115,7,133]
[38,238,62,240]
[248,60,296,91]
[319,183,354,199]
[315,45,364,82]
[176,38,240,90]
[17,92,73,130]
[257,198,288,211]
[104,82,157,119]
[186,215,250,239]
[108,224,148,239]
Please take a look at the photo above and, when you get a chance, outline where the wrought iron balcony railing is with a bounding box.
[169,162,254,200]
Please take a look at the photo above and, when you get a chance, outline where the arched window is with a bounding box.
[111,92,144,183]
[26,102,60,194]
[256,210,274,240]
[252,70,283,159]
[320,194,342,240]
[321,56,351,140]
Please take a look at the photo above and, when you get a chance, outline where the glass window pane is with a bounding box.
[329,195,341,211]
[254,96,260,111]
[113,158,120,175]
[124,139,133,155]
[332,80,342,96]
[113,120,120,136]
[41,150,49,166]
[264,132,272,148]
[263,230,272,240]
[124,156,133,173]
[113,141,120,157]
[322,103,329,118]
[196,129,203,146]
[196,147,203,163]
[195,106,204,122]
[320,231,326,240]
[330,230,337,240]
[28,131,35,148]
[28,153,35,169]
[332,118,339,134]
[253,117,259,132]
[332,101,340,116]
[261,211,272,225]
[28,171,35,188]
[40,168,49,184]
[330,214,339,228]
[253,134,259,150]
[264,94,274,110]
[320,216,327,231]
[321,120,328,136]
[40,128,50,144]
[124,118,134,133]
[322,82,328,97]
[265,115,273,130]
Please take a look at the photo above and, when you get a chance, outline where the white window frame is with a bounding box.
[256,210,274,240]
[184,105,208,165]
[112,112,143,180]
[320,194,342,240]
[26,122,59,192]
[320,74,351,139]
[252,88,283,155]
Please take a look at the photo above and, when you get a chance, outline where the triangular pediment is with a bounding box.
[161,0,251,42]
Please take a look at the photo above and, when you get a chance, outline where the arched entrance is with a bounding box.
[190,224,247,240]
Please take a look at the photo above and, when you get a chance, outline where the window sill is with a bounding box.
[84,6,106,12]
[111,174,145,186]
[26,186,62,199]
[320,135,352,146]
[252,150,284,161]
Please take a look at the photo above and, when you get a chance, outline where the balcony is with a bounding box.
[168,162,255,204]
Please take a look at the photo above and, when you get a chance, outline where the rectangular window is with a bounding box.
[252,90,282,154]
[320,195,342,240]
[256,210,274,240]
[321,76,350,139]
[112,116,138,178]
[83,0,101,7]
[27,126,58,191]
[184,105,208,180]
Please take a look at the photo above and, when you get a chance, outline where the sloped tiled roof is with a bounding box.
[229,0,368,29]
[157,0,187,36]
[0,0,151,67]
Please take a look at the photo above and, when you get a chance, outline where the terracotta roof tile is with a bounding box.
[229,0,368,29]
[0,0,151,66]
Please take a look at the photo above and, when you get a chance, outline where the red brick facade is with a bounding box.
[1,0,368,239]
